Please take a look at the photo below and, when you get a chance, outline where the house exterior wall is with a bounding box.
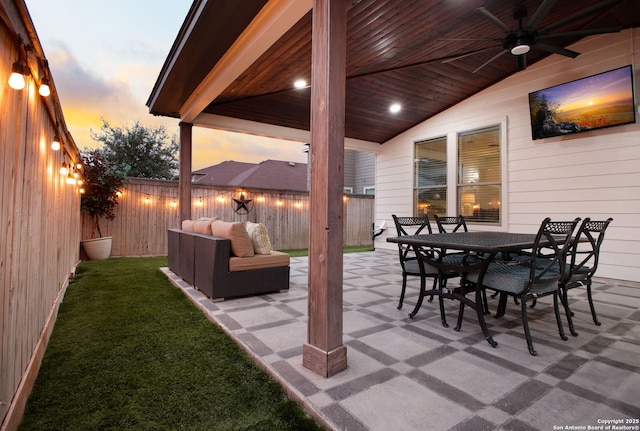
[344,149,375,194]
[375,29,640,282]
[1,1,82,427]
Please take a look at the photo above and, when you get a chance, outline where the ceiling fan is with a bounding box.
[444,0,623,73]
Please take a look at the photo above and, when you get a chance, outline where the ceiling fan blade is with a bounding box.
[527,0,558,29]
[442,46,501,64]
[539,0,623,35]
[475,7,512,33]
[537,27,622,40]
[535,42,581,58]
[518,54,527,71]
[473,49,508,74]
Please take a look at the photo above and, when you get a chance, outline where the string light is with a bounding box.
[59,162,68,176]
[8,60,26,90]
[51,134,61,151]
[38,77,50,97]
[66,172,76,184]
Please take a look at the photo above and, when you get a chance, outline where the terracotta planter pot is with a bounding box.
[81,237,113,260]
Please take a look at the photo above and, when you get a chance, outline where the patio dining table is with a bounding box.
[387,231,543,349]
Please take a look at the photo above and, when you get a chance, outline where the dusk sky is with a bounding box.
[537,67,633,113]
[26,0,308,170]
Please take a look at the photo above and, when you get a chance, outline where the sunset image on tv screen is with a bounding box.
[529,65,636,140]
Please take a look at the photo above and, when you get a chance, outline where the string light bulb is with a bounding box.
[39,77,51,96]
[51,134,61,151]
[59,162,68,176]
[8,61,26,90]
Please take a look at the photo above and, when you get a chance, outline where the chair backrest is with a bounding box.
[391,215,432,269]
[434,215,468,233]
[564,217,613,282]
[527,217,581,291]
[392,215,432,236]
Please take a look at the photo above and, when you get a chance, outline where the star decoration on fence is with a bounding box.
[232,192,254,214]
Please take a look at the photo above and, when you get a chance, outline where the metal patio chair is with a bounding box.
[468,217,580,355]
[560,217,613,336]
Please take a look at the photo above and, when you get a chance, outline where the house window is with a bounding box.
[414,136,447,217]
[363,186,375,195]
[457,125,501,224]
[343,187,353,194]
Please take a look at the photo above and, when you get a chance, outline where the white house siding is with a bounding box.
[344,149,376,194]
[375,29,640,282]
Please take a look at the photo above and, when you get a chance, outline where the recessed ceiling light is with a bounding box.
[294,79,307,89]
[389,103,401,114]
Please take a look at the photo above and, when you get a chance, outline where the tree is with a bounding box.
[91,118,179,180]
[80,149,129,238]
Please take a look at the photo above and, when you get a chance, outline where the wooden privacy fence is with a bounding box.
[81,178,375,257]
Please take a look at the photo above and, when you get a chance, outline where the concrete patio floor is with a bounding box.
[163,250,640,431]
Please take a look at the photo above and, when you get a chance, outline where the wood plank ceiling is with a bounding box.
[148,0,640,144]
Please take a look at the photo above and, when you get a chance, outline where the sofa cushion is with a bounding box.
[193,217,219,235]
[211,220,254,257]
[245,221,272,254]
[181,219,196,232]
[229,251,290,272]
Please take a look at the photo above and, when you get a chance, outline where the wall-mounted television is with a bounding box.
[529,65,636,140]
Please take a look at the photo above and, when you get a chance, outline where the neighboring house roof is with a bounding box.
[192,160,308,192]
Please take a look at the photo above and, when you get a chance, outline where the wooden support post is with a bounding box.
[179,122,193,223]
[303,0,347,378]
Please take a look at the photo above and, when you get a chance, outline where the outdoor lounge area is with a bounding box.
[163,250,640,431]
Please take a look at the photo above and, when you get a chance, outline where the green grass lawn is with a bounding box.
[19,257,325,431]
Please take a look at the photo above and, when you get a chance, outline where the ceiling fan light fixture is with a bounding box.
[510,42,530,56]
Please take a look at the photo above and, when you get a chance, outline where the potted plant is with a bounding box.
[80,149,128,259]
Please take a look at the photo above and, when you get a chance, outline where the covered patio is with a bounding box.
[164,250,640,430]
[147,0,640,381]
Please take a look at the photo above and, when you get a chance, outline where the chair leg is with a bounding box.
[398,273,408,309]
[408,274,427,318]
[495,293,508,318]
[482,288,490,315]
[520,296,538,356]
[586,280,601,326]
[560,285,578,337]
[553,292,568,341]
[437,277,448,327]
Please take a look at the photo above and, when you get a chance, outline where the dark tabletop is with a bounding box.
[387,231,539,254]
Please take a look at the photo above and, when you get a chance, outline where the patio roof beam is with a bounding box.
[179,0,312,123]
[194,113,383,153]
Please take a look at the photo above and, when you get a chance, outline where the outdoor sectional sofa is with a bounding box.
[167,218,290,301]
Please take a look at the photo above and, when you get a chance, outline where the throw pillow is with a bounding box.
[210,220,254,257]
[245,221,272,255]
[181,219,196,232]
[193,217,219,235]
